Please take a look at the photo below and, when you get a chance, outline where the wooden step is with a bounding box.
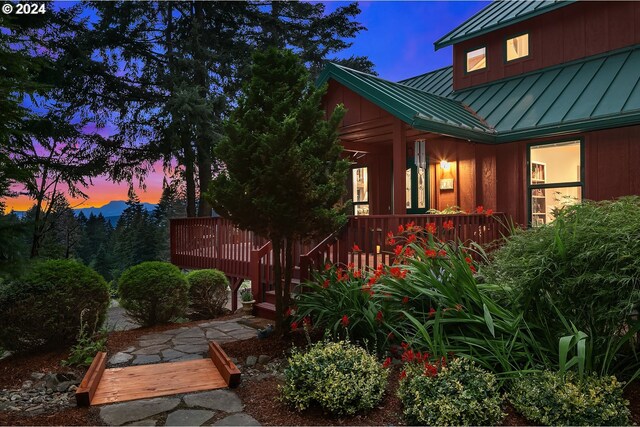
[254,302,276,320]
[264,290,299,305]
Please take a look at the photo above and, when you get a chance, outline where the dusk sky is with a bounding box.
[7,0,489,212]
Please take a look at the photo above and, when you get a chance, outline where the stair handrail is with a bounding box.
[299,228,344,284]
[250,240,272,303]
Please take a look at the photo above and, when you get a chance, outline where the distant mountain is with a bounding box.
[75,200,156,218]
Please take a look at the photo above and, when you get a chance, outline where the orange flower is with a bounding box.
[426,223,437,234]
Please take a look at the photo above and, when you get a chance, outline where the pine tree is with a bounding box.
[207,48,349,333]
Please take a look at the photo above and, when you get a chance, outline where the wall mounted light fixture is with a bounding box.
[440,159,451,171]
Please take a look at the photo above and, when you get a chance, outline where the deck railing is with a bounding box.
[170,213,509,307]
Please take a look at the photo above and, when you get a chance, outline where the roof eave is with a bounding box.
[434,1,575,51]
[412,114,496,143]
[495,112,640,143]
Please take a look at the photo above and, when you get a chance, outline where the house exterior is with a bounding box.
[319,0,640,226]
[171,0,640,318]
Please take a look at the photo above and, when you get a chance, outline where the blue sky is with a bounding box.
[328,1,489,80]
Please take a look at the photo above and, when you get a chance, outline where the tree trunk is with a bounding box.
[284,237,293,310]
[272,237,284,334]
[197,148,212,217]
[183,134,197,217]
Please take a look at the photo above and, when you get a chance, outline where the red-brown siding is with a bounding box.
[494,124,640,225]
[453,1,640,90]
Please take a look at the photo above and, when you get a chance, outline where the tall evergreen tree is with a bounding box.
[207,48,349,333]
[154,178,187,261]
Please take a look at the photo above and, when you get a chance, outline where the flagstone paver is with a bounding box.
[100,317,261,426]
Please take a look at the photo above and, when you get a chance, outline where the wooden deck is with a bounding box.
[91,359,226,405]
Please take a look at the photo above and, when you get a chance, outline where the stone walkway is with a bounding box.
[100,318,261,426]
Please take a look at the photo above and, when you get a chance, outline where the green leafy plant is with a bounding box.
[186,269,229,318]
[63,309,107,367]
[280,340,388,416]
[397,357,504,426]
[0,259,109,352]
[510,371,630,426]
[118,261,189,326]
[240,287,254,302]
[484,196,640,378]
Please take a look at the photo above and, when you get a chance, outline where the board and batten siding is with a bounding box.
[453,1,640,90]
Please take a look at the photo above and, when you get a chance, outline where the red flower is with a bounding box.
[407,234,417,244]
[285,307,293,317]
[402,296,410,304]
[438,249,447,257]
[352,244,361,252]
[303,316,312,327]
[382,357,392,368]
[476,205,484,214]
[341,315,349,327]
[443,220,454,231]
[353,270,362,278]
[455,303,463,311]
[426,223,437,234]
[387,332,395,341]
[401,342,410,349]
[347,262,355,270]
[322,279,330,289]
[390,267,407,279]
[376,310,383,322]
[394,245,403,256]
[404,247,415,258]
[325,263,332,271]
[486,208,494,216]
[398,224,405,233]
[429,307,437,317]
[425,249,437,258]
[399,370,407,380]
[386,231,396,246]
[291,321,298,331]
[424,363,438,377]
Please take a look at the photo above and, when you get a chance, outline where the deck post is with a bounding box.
[392,118,407,214]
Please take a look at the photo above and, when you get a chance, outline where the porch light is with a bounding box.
[440,160,451,171]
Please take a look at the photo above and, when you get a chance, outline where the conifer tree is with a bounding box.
[207,48,349,332]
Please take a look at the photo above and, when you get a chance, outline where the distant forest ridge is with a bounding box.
[12,200,157,225]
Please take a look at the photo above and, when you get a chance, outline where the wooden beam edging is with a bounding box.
[208,341,241,388]
[75,351,107,407]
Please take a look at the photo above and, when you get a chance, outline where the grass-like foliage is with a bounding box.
[510,371,630,426]
[484,197,640,377]
[118,261,188,326]
[0,259,109,352]
[186,269,229,319]
[398,357,504,426]
[281,340,388,416]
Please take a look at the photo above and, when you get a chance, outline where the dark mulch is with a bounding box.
[220,329,315,362]
[625,380,640,425]
[0,349,76,389]
[0,407,101,426]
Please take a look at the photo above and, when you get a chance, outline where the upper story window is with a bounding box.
[466,47,486,72]
[506,33,529,62]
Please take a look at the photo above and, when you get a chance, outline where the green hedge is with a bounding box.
[118,261,188,326]
[510,371,630,426]
[186,269,229,318]
[281,340,388,416]
[0,259,109,352]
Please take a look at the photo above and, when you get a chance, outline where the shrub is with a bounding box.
[63,310,107,367]
[186,269,229,318]
[484,197,640,377]
[118,261,188,326]
[281,340,388,416]
[0,259,109,352]
[398,357,504,426]
[510,371,630,426]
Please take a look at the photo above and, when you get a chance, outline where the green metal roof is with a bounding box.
[434,0,575,50]
[321,45,640,143]
[317,63,495,142]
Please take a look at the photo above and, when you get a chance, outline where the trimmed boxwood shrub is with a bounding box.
[281,340,388,416]
[186,269,229,319]
[510,371,630,426]
[118,261,188,326]
[0,259,109,352]
[397,357,504,426]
